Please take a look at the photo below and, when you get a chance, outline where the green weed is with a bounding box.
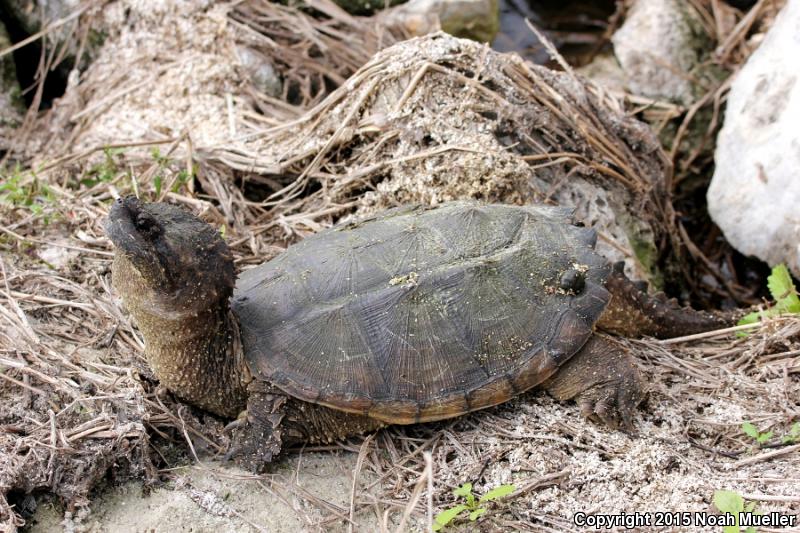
[151,147,167,197]
[433,482,516,531]
[81,147,125,187]
[738,264,800,334]
[781,422,800,444]
[0,165,56,216]
[150,148,195,198]
[713,490,758,533]
[741,422,773,445]
[742,421,800,447]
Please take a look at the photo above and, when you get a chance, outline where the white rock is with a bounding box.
[379,0,499,43]
[235,47,282,98]
[612,0,706,105]
[707,0,800,276]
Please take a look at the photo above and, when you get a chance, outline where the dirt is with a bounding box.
[21,342,800,532]
[27,454,382,532]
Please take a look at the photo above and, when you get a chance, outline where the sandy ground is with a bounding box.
[27,454,382,532]
[20,347,800,532]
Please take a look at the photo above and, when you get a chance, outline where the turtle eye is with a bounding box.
[559,269,585,293]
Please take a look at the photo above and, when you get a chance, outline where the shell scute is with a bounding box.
[233,202,611,423]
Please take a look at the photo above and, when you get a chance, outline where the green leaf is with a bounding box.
[768,264,800,313]
[715,489,743,533]
[745,528,757,533]
[172,170,192,192]
[453,483,472,498]
[714,490,743,514]
[478,484,516,503]
[469,508,487,521]
[714,490,747,533]
[465,492,475,508]
[737,311,761,327]
[153,175,163,197]
[736,310,767,335]
[741,422,759,439]
[737,264,800,334]
[756,431,773,444]
[433,504,467,530]
[744,501,756,513]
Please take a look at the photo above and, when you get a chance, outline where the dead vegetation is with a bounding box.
[0,0,798,530]
[615,0,790,309]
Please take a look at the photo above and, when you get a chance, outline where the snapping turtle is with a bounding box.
[106,197,726,469]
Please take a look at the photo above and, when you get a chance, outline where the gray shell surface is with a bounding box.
[233,202,611,423]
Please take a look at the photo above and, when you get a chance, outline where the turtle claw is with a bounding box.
[223,410,248,434]
[224,387,286,473]
[225,414,282,473]
[543,336,644,433]
[592,395,617,429]
[577,385,635,432]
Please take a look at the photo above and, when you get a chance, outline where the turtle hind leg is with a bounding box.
[225,381,286,473]
[541,335,644,432]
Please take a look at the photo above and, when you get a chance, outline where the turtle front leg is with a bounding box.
[226,381,286,472]
[541,335,644,432]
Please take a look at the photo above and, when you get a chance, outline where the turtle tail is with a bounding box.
[597,263,731,339]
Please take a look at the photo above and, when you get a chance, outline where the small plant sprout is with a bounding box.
[433,482,516,531]
[0,165,56,216]
[782,422,800,444]
[148,148,196,198]
[173,166,196,193]
[738,264,800,333]
[150,146,169,166]
[82,146,125,187]
[153,174,164,198]
[741,421,773,445]
[713,490,758,533]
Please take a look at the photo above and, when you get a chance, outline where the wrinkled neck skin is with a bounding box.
[113,254,249,418]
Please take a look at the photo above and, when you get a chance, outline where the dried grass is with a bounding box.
[0,0,797,531]
[340,316,800,531]
[198,30,676,285]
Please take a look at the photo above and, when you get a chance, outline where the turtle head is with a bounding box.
[106,196,235,317]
